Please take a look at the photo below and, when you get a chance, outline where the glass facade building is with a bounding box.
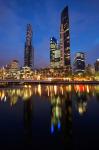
[94,59,99,72]
[50,37,61,68]
[60,6,71,72]
[24,24,34,69]
[73,52,85,73]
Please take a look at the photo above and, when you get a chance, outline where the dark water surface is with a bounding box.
[0,84,99,150]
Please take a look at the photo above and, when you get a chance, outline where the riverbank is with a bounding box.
[0,80,99,88]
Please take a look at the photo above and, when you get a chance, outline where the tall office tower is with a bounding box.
[94,59,99,72]
[50,37,61,68]
[55,43,61,68]
[73,52,85,74]
[24,24,34,69]
[60,6,71,71]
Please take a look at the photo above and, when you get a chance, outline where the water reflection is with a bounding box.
[0,84,99,149]
[0,84,99,116]
[0,85,99,116]
[24,96,33,136]
[73,85,99,115]
[50,95,62,134]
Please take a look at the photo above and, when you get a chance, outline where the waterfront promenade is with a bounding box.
[0,79,99,86]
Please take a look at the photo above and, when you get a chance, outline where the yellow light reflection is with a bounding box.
[47,86,50,96]
[38,84,41,96]
[60,86,63,95]
[54,85,57,95]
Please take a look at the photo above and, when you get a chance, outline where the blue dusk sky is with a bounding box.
[0,0,99,68]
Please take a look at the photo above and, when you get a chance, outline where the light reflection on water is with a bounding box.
[0,84,99,118]
[0,84,99,116]
[0,84,99,149]
[0,84,98,106]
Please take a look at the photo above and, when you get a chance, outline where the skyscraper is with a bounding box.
[94,59,99,72]
[24,24,34,69]
[50,37,61,68]
[73,52,85,74]
[60,6,71,72]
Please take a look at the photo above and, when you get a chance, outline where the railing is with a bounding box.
[0,79,99,84]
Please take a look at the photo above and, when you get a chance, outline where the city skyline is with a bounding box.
[0,0,99,68]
